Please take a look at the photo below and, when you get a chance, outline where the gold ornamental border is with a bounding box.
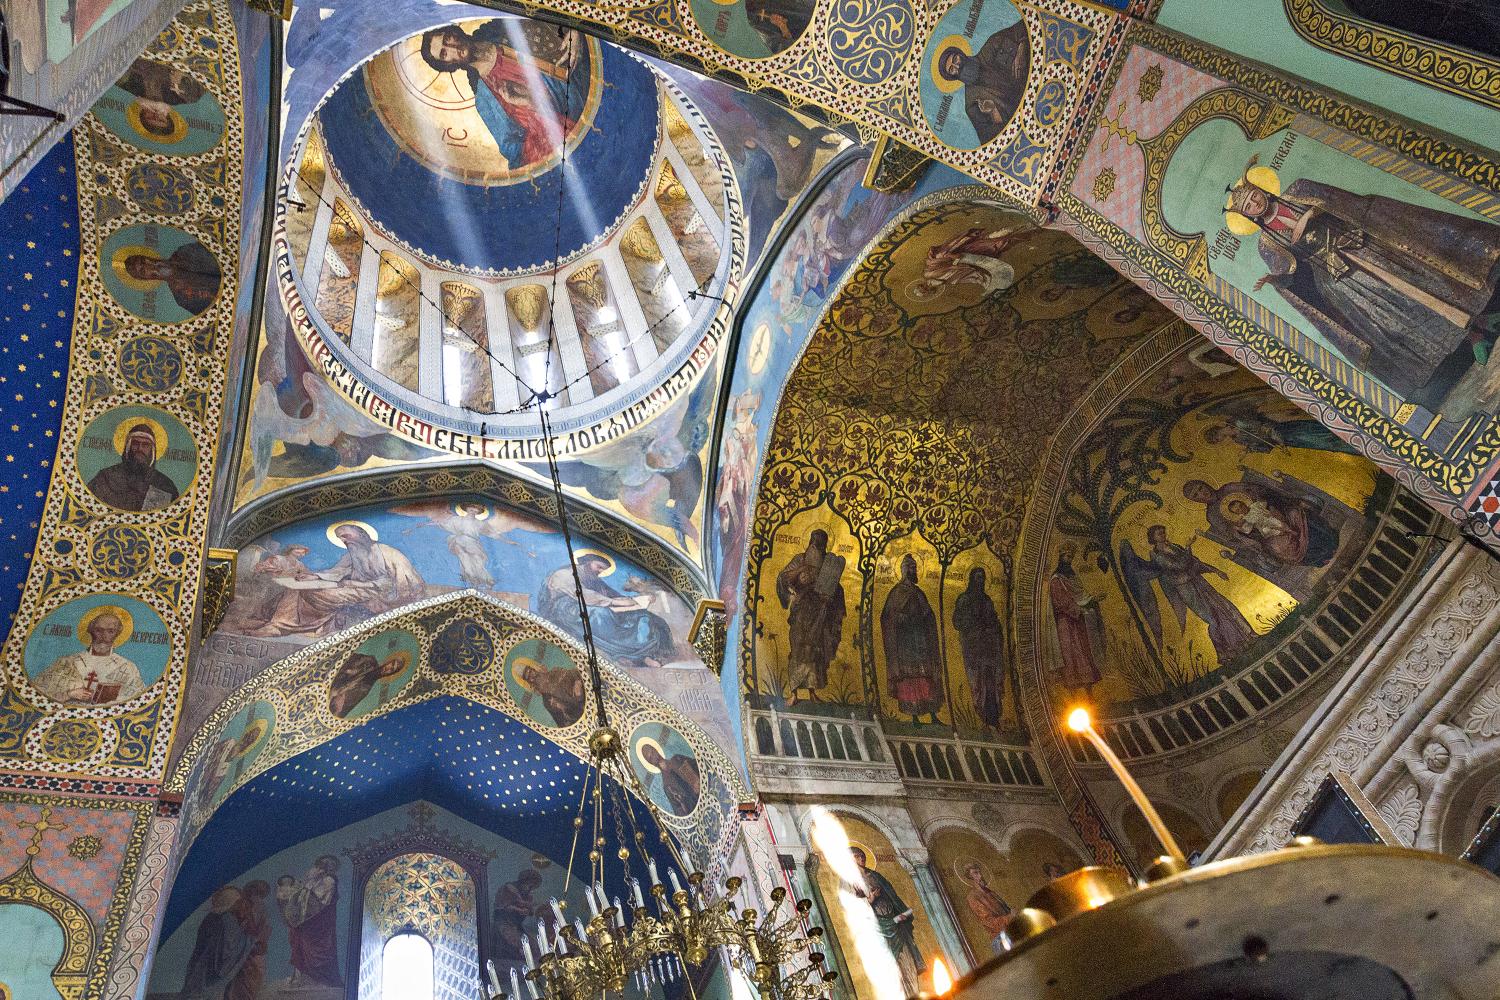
[1283,0,1500,113]
[0,0,243,780]
[167,591,751,878]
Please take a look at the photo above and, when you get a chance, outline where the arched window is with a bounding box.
[1344,0,1500,58]
[359,852,478,1000]
[381,931,435,1000]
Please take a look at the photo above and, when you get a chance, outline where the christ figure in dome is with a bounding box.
[420,22,590,172]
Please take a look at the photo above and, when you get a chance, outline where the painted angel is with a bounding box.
[389,498,543,590]
[534,378,712,546]
[246,372,429,487]
[1119,526,1257,669]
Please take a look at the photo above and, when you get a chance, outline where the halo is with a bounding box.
[454,501,491,520]
[233,717,270,757]
[1224,165,1281,237]
[952,855,985,883]
[125,101,188,144]
[1223,210,1260,237]
[379,649,414,676]
[75,604,134,646]
[846,840,876,870]
[327,520,378,547]
[633,735,665,772]
[110,244,163,291]
[929,35,972,95]
[574,549,616,576]
[510,655,543,693]
[112,416,169,457]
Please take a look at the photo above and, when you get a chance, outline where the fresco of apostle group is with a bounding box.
[209,495,734,751]
[753,508,1020,736]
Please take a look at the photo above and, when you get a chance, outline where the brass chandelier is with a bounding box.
[478,393,836,999]
[486,717,836,1000]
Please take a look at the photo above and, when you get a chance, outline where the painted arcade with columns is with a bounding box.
[0,0,1498,995]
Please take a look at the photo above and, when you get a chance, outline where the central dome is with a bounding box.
[277,16,740,441]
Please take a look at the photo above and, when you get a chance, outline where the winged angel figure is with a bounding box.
[389,499,544,590]
[247,372,431,487]
[538,379,713,547]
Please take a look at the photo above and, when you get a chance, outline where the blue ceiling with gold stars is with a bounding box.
[0,135,76,631]
[164,697,673,938]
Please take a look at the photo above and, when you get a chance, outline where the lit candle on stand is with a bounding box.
[1067,707,1186,864]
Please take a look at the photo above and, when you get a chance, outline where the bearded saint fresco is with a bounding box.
[419,22,588,172]
[932,17,1030,145]
[275,856,343,988]
[1047,542,1104,694]
[848,847,922,997]
[536,554,674,670]
[1225,160,1500,409]
[774,529,846,705]
[240,523,425,637]
[952,566,1006,729]
[881,555,945,723]
[88,423,181,511]
[117,58,206,137]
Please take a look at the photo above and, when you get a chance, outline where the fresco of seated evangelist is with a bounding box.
[198,496,724,752]
[1034,352,1390,714]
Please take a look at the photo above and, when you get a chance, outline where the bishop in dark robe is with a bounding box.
[1228,166,1500,406]
[881,555,944,722]
[88,423,180,512]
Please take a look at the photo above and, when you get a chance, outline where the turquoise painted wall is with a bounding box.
[0,903,67,1000]
[1156,0,1500,152]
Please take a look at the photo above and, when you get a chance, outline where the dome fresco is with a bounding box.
[278,16,740,439]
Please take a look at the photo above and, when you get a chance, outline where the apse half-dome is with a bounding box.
[276,16,741,442]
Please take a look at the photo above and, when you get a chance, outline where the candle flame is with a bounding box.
[932,957,953,996]
[1066,707,1092,733]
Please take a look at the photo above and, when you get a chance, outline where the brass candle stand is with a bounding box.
[947,709,1500,1000]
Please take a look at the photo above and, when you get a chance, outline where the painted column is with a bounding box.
[600,245,659,373]
[549,271,593,404]
[644,204,700,305]
[906,857,970,977]
[349,240,381,364]
[418,268,443,401]
[661,140,723,246]
[299,171,337,293]
[480,282,523,412]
